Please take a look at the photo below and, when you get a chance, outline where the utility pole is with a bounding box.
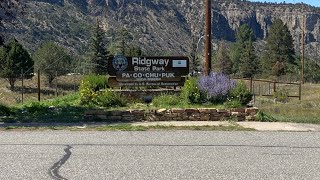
[38,69,41,101]
[55,70,58,97]
[204,0,212,75]
[21,70,24,103]
[301,15,305,85]
[299,14,306,101]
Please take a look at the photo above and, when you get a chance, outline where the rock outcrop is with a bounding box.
[2,0,320,60]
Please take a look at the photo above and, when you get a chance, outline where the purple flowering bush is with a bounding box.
[198,72,236,103]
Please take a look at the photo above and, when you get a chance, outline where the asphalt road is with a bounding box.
[1,131,320,180]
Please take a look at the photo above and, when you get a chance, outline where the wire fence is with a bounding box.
[1,72,304,106]
[0,73,83,105]
[233,77,301,101]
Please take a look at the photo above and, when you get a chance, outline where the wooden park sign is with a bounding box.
[107,55,189,87]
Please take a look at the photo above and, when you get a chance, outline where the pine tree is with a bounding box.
[0,38,33,90]
[215,41,232,75]
[262,19,295,76]
[239,40,258,78]
[92,19,109,75]
[115,27,133,56]
[230,24,257,77]
[126,44,143,57]
[0,36,4,46]
[304,58,320,83]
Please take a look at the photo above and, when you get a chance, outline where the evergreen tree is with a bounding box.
[114,27,133,55]
[92,19,109,75]
[304,59,320,83]
[262,19,295,77]
[33,42,71,84]
[230,24,257,77]
[239,40,258,78]
[126,44,143,57]
[0,38,34,90]
[0,36,4,46]
[215,41,232,75]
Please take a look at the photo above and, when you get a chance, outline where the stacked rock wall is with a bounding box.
[84,107,259,122]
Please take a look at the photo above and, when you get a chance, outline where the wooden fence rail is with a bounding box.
[233,78,301,100]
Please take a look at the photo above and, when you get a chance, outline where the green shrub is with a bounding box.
[152,94,182,107]
[47,93,80,107]
[80,75,126,107]
[82,74,108,91]
[23,102,48,115]
[273,89,289,103]
[223,100,242,108]
[80,75,109,105]
[0,104,12,116]
[255,111,277,122]
[79,79,97,105]
[229,81,253,106]
[181,77,204,104]
[94,90,126,108]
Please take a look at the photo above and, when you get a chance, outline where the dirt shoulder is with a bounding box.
[1,121,320,132]
[131,121,320,132]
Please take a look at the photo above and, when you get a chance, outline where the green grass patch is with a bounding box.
[142,125,254,131]
[150,94,226,109]
[152,94,184,108]
[0,93,86,123]
[18,93,81,108]
[0,124,255,131]
[93,124,148,131]
[0,104,12,116]
[1,126,64,131]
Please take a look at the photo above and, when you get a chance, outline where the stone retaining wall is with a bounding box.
[84,107,259,122]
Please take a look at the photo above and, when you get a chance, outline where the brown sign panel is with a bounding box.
[108,77,186,87]
[107,56,189,76]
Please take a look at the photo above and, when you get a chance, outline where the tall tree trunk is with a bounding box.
[48,75,54,85]
[0,36,4,46]
[8,77,16,90]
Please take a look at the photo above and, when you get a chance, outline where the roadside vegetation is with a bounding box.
[0,73,252,123]
[78,73,252,109]
[1,15,320,126]
[254,83,320,124]
[2,76,320,125]
[0,93,85,123]
[0,124,255,131]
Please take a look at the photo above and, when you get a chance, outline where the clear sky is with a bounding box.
[248,0,320,7]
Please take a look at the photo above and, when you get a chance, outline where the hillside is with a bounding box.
[2,0,320,60]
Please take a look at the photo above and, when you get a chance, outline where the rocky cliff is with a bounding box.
[2,0,320,59]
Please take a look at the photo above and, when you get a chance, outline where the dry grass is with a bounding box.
[0,75,82,106]
[2,76,320,124]
[254,83,320,123]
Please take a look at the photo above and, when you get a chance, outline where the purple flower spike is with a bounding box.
[198,72,236,102]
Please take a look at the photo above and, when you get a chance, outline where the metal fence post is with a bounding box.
[250,77,253,92]
[299,82,302,100]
